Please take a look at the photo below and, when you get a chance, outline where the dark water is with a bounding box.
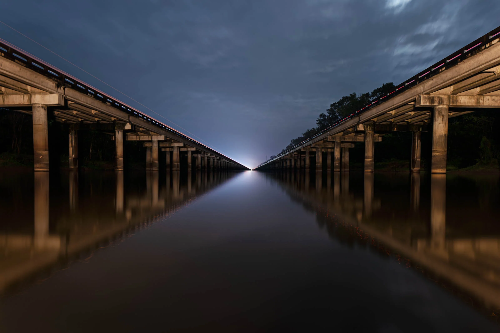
[0,169,499,332]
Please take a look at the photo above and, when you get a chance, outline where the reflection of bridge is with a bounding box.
[0,39,247,172]
[267,171,500,312]
[0,170,236,294]
[257,26,500,174]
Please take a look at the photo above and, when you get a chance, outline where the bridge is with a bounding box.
[256,26,500,174]
[0,39,247,172]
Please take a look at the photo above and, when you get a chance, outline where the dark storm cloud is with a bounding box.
[0,0,499,167]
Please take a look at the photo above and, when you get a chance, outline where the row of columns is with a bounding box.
[266,105,448,174]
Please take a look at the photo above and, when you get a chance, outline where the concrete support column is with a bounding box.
[334,138,341,173]
[187,150,192,171]
[146,147,152,171]
[151,138,159,171]
[204,155,208,170]
[305,149,310,170]
[364,123,374,173]
[69,125,78,170]
[172,146,180,171]
[316,149,322,172]
[33,104,49,171]
[166,150,171,169]
[411,130,422,173]
[115,124,124,171]
[196,154,201,170]
[326,149,332,171]
[341,147,349,172]
[431,105,449,174]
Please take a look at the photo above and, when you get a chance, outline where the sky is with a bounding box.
[0,0,499,168]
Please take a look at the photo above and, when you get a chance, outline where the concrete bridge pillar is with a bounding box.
[172,146,180,171]
[316,149,322,172]
[432,105,448,174]
[115,124,124,171]
[326,149,332,171]
[187,150,192,171]
[334,138,341,173]
[33,104,49,171]
[196,154,201,170]
[69,124,78,170]
[305,149,310,170]
[341,147,349,172]
[411,130,422,173]
[364,123,374,173]
[204,155,208,170]
[151,138,159,171]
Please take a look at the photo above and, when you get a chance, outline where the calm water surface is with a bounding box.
[0,169,499,332]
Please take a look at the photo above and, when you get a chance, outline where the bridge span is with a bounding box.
[0,39,247,171]
[256,26,500,174]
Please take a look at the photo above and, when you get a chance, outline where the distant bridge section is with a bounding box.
[256,26,500,174]
[0,39,247,171]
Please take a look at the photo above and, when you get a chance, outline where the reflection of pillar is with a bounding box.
[432,105,448,174]
[34,172,49,248]
[187,171,192,194]
[172,171,180,200]
[411,130,421,173]
[305,149,310,170]
[33,104,49,171]
[172,146,180,171]
[115,124,124,171]
[305,171,310,189]
[69,171,78,211]
[326,149,332,171]
[341,172,349,195]
[152,139,159,171]
[316,149,322,172]
[431,174,446,248]
[116,171,124,213]
[364,123,374,173]
[334,138,341,173]
[326,171,331,193]
[341,147,349,172]
[333,172,340,201]
[152,171,159,205]
[196,154,201,170]
[364,173,374,219]
[187,150,192,171]
[315,171,322,193]
[166,150,171,169]
[410,172,420,212]
[146,147,152,171]
[69,125,78,170]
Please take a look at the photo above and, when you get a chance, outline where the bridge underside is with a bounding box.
[0,53,244,171]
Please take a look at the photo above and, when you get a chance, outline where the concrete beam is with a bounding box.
[0,93,64,107]
[416,94,500,108]
[341,143,355,148]
[127,135,165,141]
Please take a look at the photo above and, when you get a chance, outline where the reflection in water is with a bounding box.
[266,170,500,318]
[0,169,235,295]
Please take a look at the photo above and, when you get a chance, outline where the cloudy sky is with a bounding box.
[0,0,499,167]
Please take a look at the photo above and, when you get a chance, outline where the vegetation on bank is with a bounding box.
[271,83,500,172]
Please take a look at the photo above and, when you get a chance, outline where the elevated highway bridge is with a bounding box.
[256,26,500,174]
[0,39,247,171]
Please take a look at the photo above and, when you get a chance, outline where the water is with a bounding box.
[0,169,499,332]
